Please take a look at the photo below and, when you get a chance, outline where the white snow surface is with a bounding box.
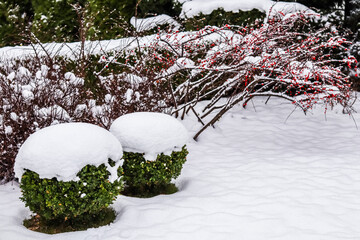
[0,37,142,60]
[2,97,360,239]
[130,14,181,32]
[180,0,313,19]
[163,57,195,77]
[110,112,188,161]
[14,122,123,182]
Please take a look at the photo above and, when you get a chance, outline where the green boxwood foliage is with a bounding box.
[121,145,188,197]
[20,161,123,224]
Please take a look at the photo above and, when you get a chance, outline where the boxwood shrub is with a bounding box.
[20,160,123,228]
[121,145,188,197]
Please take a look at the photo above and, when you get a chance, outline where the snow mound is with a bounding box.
[179,0,313,19]
[131,14,181,32]
[14,122,123,182]
[267,1,314,19]
[110,112,188,161]
[163,57,195,76]
[180,0,268,18]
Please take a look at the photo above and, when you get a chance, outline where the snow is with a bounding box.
[10,112,18,121]
[14,122,123,183]
[179,0,314,19]
[123,74,144,88]
[0,38,140,60]
[180,0,269,17]
[163,57,195,77]
[17,67,31,77]
[110,112,189,161]
[64,72,84,85]
[244,56,262,64]
[36,105,70,121]
[21,89,34,101]
[4,126,13,135]
[40,65,49,77]
[131,14,181,32]
[125,89,134,103]
[7,72,15,81]
[2,96,360,239]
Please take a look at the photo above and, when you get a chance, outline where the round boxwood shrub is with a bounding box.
[109,112,189,197]
[20,161,123,224]
[121,146,188,197]
[14,122,124,233]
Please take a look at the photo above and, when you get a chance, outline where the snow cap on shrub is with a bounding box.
[14,123,123,182]
[110,112,188,161]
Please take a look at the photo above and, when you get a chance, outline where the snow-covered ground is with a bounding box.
[1,96,360,240]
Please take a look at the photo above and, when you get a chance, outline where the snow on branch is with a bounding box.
[161,12,355,139]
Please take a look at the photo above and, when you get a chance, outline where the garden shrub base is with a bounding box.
[121,183,178,198]
[23,208,116,234]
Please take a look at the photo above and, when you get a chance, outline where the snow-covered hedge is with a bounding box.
[0,58,88,183]
[0,56,172,183]
[15,123,124,227]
